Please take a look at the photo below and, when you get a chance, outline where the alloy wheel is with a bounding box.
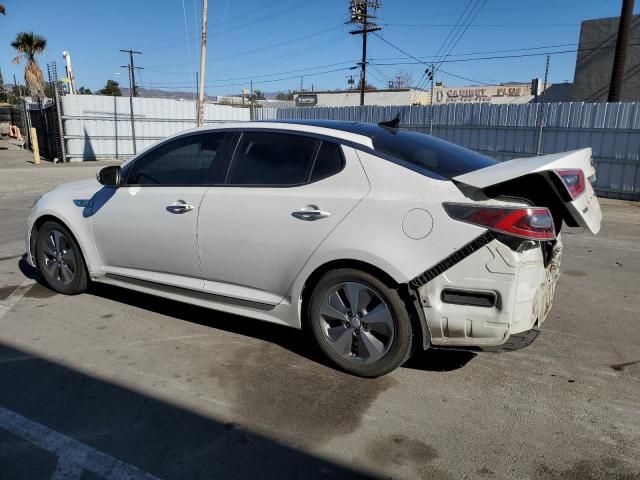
[42,229,77,286]
[319,281,395,364]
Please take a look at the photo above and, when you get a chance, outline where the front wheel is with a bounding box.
[35,220,88,295]
[308,268,413,377]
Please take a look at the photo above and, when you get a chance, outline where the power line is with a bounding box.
[413,0,478,100]
[141,38,640,93]
[373,32,492,100]
[181,0,197,102]
[212,25,343,61]
[136,66,355,90]
[437,68,493,86]
[370,42,640,67]
[435,0,488,70]
[368,36,640,63]
[432,0,475,67]
[382,22,579,27]
[145,60,356,85]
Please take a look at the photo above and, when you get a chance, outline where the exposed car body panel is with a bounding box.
[453,148,602,234]
[418,236,562,346]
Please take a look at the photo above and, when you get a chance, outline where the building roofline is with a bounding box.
[293,88,415,95]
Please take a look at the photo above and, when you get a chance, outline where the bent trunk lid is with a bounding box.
[453,148,602,234]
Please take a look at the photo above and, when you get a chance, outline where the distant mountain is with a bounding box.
[123,88,283,101]
[123,87,213,101]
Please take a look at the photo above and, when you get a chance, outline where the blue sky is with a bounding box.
[1,0,638,95]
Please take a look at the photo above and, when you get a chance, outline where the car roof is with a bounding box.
[182,120,382,149]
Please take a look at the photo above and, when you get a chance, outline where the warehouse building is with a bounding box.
[572,14,640,102]
[292,82,570,107]
[293,88,429,107]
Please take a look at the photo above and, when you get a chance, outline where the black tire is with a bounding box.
[308,268,413,377]
[35,220,88,295]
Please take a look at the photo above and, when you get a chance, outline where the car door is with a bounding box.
[197,130,370,305]
[90,131,233,290]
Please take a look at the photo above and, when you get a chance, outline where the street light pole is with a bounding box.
[197,0,208,127]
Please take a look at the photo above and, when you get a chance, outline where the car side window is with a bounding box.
[310,141,345,182]
[226,132,319,186]
[127,132,228,186]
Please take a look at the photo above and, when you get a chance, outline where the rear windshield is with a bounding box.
[370,128,496,179]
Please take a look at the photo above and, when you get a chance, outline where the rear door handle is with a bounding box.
[292,206,331,221]
[166,200,194,214]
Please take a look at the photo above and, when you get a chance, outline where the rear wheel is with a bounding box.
[35,220,88,295]
[308,268,413,377]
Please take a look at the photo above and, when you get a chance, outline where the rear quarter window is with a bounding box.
[371,129,496,179]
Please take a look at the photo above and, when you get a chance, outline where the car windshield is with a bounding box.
[370,128,497,180]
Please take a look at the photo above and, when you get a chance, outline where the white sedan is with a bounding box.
[26,121,602,377]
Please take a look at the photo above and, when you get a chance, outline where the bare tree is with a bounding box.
[393,71,414,89]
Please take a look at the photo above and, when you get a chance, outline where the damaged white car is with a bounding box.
[26,120,602,377]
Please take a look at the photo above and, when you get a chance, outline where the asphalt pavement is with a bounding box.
[0,137,639,480]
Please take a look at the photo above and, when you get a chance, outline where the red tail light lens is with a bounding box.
[555,169,585,199]
[444,203,556,240]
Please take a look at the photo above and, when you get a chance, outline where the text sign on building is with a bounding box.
[296,94,318,106]
[434,85,529,104]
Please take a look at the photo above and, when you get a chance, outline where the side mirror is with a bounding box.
[97,165,121,187]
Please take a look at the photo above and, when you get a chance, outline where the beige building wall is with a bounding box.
[572,15,640,102]
[292,84,569,107]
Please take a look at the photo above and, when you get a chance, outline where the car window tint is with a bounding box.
[127,132,227,185]
[310,141,345,181]
[226,132,318,186]
[371,129,496,179]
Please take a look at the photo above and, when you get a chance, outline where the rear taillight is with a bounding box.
[444,203,556,241]
[555,169,585,199]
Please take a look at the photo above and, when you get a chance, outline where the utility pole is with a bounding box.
[428,63,435,135]
[197,0,208,127]
[536,55,550,156]
[608,0,635,102]
[348,1,381,107]
[250,79,254,121]
[195,71,199,124]
[120,50,143,155]
[120,49,142,96]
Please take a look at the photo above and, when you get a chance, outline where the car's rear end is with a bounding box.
[410,144,600,347]
[356,125,602,349]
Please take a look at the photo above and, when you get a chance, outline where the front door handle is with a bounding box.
[292,205,331,221]
[166,200,194,214]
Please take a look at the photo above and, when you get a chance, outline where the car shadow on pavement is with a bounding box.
[0,342,376,480]
[85,280,476,374]
[19,258,477,373]
[402,348,477,372]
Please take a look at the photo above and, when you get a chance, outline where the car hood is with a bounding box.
[50,177,102,195]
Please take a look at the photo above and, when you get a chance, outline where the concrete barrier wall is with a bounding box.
[62,95,249,161]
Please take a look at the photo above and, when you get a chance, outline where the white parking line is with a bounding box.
[0,277,37,319]
[0,406,161,480]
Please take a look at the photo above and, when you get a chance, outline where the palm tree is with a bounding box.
[11,32,47,98]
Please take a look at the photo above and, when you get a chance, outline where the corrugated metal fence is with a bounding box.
[62,95,249,160]
[256,103,640,200]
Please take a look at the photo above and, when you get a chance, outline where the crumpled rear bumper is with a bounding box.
[416,235,562,347]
